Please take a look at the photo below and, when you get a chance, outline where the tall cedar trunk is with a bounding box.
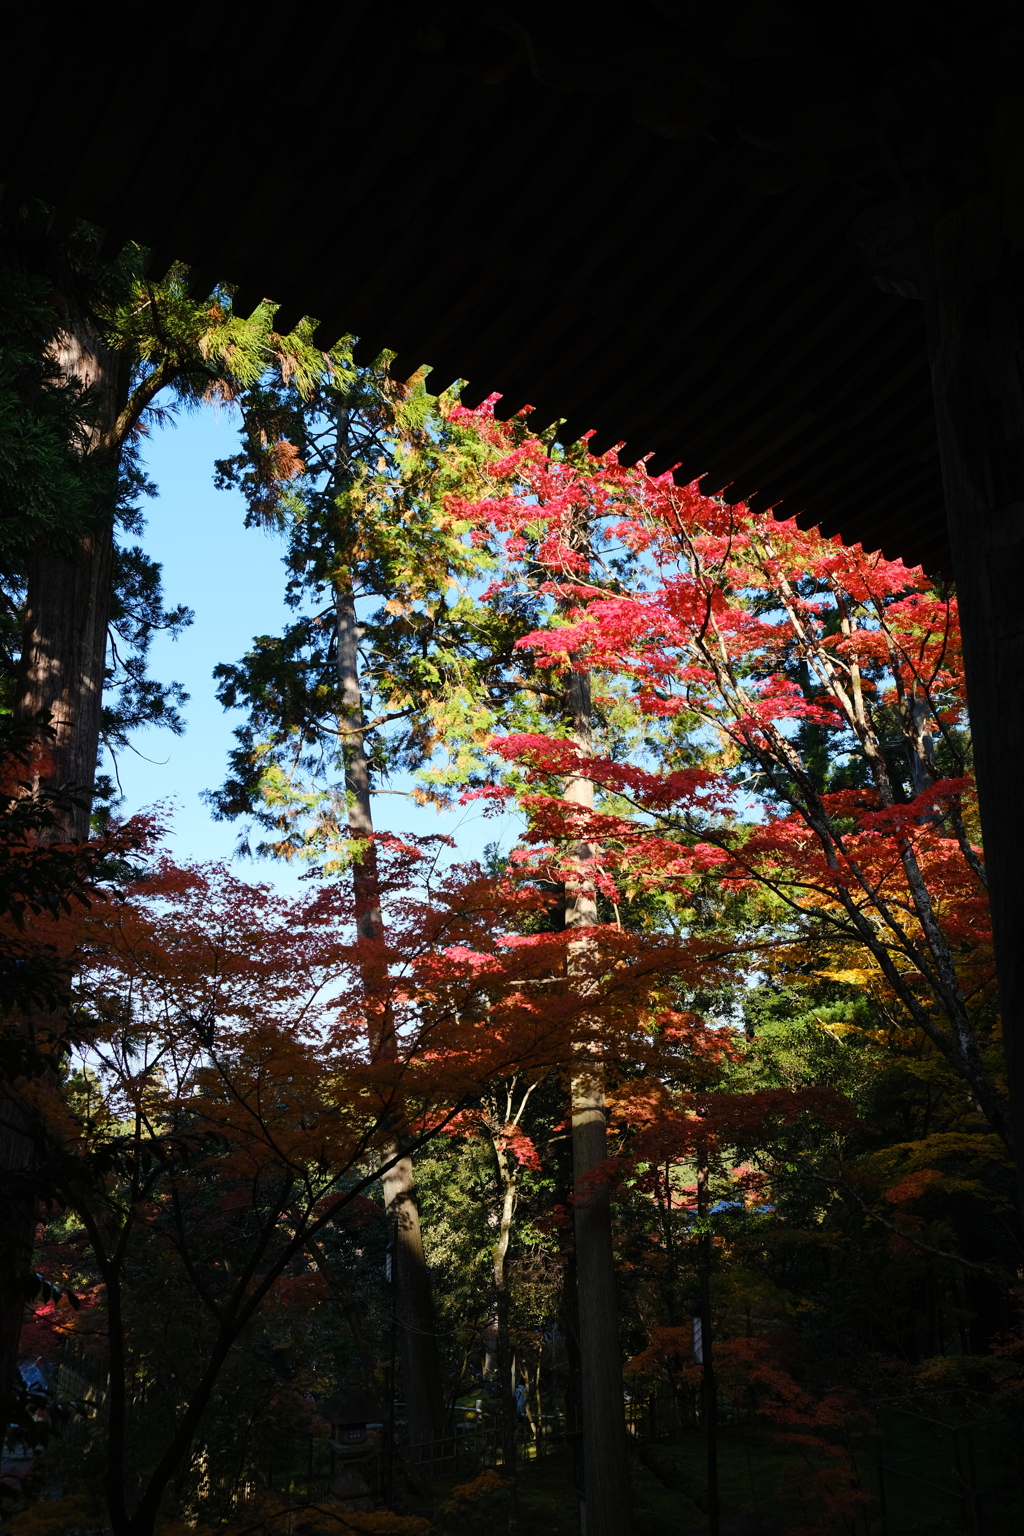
[16,319,128,834]
[1,320,128,1416]
[335,578,447,1456]
[560,1238,583,1438]
[16,523,114,838]
[564,659,632,1534]
[924,198,1024,1222]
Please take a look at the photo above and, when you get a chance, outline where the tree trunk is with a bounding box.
[924,197,1024,1223]
[0,1106,35,1428]
[489,1132,520,1534]
[1,320,129,1422]
[16,319,128,835]
[335,577,447,1457]
[564,660,632,1535]
[560,1243,583,1438]
[482,1313,499,1380]
[378,1147,447,1457]
[17,527,115,838]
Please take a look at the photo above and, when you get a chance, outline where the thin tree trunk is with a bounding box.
[335,575,447,1458]
[564,658,632,1535]
[696,1152,719,1536]
[489,1130,520,1534]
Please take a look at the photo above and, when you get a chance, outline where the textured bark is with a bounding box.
[924,199,1024,1219]
[16,320,129,835]
[335,577,447,1456]
[17,528,115,838]
[565,661,632,1536]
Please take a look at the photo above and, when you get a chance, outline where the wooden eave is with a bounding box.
[6,3,1011,573]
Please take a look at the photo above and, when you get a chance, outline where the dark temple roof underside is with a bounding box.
[7,3,1008,573]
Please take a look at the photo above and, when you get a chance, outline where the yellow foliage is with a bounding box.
[813,1020,862,1039]
[857,1133,1014,1218]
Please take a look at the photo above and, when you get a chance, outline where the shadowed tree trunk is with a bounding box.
[564,655,632,1536]
[335,574,447,1459]
[1,318,131,1419]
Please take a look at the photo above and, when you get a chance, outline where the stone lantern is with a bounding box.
[319,1390,381,1509]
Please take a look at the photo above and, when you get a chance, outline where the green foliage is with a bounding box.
[5,340,1021,1536]
[206,352,537,859]
[416,1090,563,1404]
[0,203,331,767]
[0,208,107,562]
[95,268,328,775]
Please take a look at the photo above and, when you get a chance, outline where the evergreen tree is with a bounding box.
[205,354,505,1457]
[0,202,328,1416]
[0,202,326,834]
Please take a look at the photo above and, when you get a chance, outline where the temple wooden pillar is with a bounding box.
[925,195,1024,1215]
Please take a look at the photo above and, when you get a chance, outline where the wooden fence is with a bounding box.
[247,1386,691,1509]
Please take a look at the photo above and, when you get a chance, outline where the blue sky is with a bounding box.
[114,408,521,890]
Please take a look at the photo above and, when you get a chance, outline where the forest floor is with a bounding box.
[405,1426,868,1534]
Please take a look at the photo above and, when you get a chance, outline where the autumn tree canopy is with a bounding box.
[2,346,1020,1536]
